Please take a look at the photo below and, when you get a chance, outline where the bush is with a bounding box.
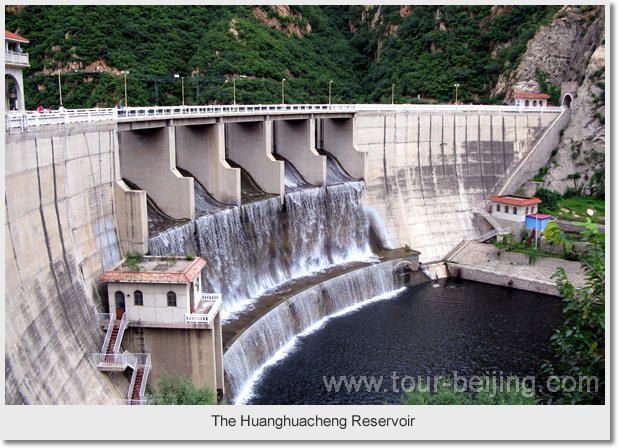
[534,187,561,210]
[147,370,220,405]
[400,377,537,405]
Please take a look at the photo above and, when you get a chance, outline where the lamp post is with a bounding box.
[182,76,185,106]
[281,78,286,105]
[58,71,63,107]
[454,83,460,105]
[392,83,395,105]
[329,80,333,105]
[233,78,236,105]
[121,71,129,107]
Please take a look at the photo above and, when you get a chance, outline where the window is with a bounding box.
[167,291,177,307]
[533,100,537,107]
[496,204,501,212]
[513,207,517,215]
[134,290,143,306]
[525,100,529,107]
[531,206,535,213]
[525,207,529,215]
[505,205,509,214]
[539,101,543,107]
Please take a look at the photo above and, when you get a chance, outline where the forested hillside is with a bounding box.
[5,5,596,109]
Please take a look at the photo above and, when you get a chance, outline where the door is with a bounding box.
[190,282,195,313]
[115,291,126,319]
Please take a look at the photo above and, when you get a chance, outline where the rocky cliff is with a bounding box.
[499,5,606,197]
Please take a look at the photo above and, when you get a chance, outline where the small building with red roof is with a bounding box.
[513,93,551,108]
[99,254,225,397]
[488,194,542,223]
[525,213,553,232]
[100,255,217,324]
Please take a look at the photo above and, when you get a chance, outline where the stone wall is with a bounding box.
[5,122,129,404]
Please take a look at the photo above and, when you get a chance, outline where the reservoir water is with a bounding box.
[240,278,564,405]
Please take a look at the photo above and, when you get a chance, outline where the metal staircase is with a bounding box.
[91,312,152,405]
[473,209,511,242]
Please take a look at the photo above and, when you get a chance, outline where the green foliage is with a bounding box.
[400,378,537,405]
[125,249,144,271]
[147,370,220,405]
[534,187,561,210]
[540,220,605,405]
[531,166,549,182]
[5,5,566,108]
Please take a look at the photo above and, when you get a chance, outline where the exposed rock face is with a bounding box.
[493,6,605,101]
[542,42,605,196]
[513,6,605,197]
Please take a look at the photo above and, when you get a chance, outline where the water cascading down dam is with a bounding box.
[146,149,376,321]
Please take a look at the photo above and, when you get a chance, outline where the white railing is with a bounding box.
[202,293,221,302]
[5,50,29,66]
[6,103,565,133]
[100,316,116,354]
[117,399,147,405]
[5,108,117,133]
[113,311,130,353]
[91,350,136,370]
[138,354,152,399]
[127,353,152,401]
[186,294,222,324]
[355,104,565,114]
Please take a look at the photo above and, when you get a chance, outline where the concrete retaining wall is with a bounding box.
[357,109,563,262]
[175,123,241,207]
[5,122,129,404]
[119,126,194,220]
[227,120,284,199]
[274,119,326,186]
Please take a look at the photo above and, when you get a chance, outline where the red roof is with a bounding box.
[489,195,542,206]
[526,213,552,219]
[5,30,29,43]
[514,93,550,98]
[100,257,207,284]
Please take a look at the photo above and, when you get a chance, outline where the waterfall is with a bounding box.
[223,258,411,402]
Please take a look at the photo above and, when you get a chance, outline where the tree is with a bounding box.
[147,370,220,405]
[540,219,605,404]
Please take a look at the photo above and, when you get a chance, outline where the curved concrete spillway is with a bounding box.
[223,255,420,401]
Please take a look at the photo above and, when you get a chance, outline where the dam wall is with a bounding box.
[355,108,564,262]
[5,106,565,404]
[5,122,129,404]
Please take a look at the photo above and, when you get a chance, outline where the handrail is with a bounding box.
[202,292,221,302]
[139,354,152,399]
[117,399,147,405]
[113,311,130,353]
[100,316,116,353]
[6,103,564,133]
[91,350,136,370]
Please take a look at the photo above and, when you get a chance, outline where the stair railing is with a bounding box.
[113,312,130,353]
[100,316,116,353]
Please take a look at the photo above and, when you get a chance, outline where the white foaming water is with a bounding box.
[223,259,409,401]
[149,181,375,320]
[232,286,406,405]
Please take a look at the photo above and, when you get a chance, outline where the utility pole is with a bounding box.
[58,71,63,106]
[454,83,460,105]
[392,84,395,104]
[282,78,286,104]
[329,80,333,105]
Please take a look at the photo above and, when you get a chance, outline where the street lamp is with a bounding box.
[233,78,236,105]
[121,71,130,107]
[392,84,395,105]
[329,80,333,105]
[281,78,286,104]
[454,83,460,105]
[58,71,63,107]
[174,74,184,106]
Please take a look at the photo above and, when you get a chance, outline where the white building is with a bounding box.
[5,30,29,111]
[100,255,219,324]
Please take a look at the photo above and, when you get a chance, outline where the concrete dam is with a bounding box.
[5,104,568,404]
